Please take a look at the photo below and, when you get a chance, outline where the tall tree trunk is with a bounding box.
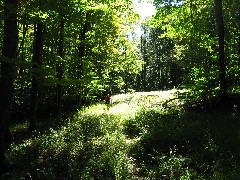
[18,20,28,108]
[214,0,227,99]
[29,20,44,131]
[141,34,147,91]
[77,11,91,105]
[156,47,161,90]
[0,0,18,169]
[57,15,64,117]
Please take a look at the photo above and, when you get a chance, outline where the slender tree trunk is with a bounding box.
[29,20,44,131]
[214,0,227,99]
[77,11,91,105]
[141,35,147,91]
[156,47,161,90]
[170,63,177,88]
[0,0,18,168]
[19,21,28,107]
[57,15,64,117]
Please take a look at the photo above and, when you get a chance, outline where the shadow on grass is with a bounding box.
[4,109,130,179]
[126,108,240,179]
[4,92,240,179]
[4,105,81,179]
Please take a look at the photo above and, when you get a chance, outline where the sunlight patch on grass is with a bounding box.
[110,103,130,114]
[80,104,106,115]
[111,89,185,113]
[78,89,186,118]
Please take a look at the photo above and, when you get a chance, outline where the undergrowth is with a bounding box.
[3,90,240,179]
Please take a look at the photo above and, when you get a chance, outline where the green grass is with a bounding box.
[3,89,240,179]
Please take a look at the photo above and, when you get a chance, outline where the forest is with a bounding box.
[0,0,240,179]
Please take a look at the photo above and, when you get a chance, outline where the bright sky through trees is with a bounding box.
[133,0,156,19]
[132,0,156,36]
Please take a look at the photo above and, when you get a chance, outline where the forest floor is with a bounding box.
[2,89,240,179]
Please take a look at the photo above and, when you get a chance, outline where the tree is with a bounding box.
[56,13,65,117]
[137,17,182,91]
[29,17,44,131]
[0,0,142,136]
[0,0,18,169]
[151,0,227,98]
[214,0,227,99]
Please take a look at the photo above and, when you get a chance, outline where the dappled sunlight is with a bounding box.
[110,89,186,113]
[109,103,130,114]
[103,89,188,120]
[2,0,239,177]
[80,104,106,115]
[6,89,240,179]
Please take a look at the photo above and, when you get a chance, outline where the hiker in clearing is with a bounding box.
[105,94,111,111]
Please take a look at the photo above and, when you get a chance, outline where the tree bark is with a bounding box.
[76,11,91,105]
[18,20,28,108]
[214,0,227,99]
[29,20,44,132]
[141,34,147,91]
[57,15,64,117]
[0,0,18,167]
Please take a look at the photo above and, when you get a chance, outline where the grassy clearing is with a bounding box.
[3,89,240,179]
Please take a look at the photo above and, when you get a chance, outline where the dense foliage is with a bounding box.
[1,0,240,178]
[148,0,240,98]
[0,0,143,170]
[1,0,143,130]
[15,0,142,109]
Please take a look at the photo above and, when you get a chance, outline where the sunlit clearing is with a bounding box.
[110,89,186,114]
[80,89,186,116]
[81,104,106,115]
[110,103,129,114]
